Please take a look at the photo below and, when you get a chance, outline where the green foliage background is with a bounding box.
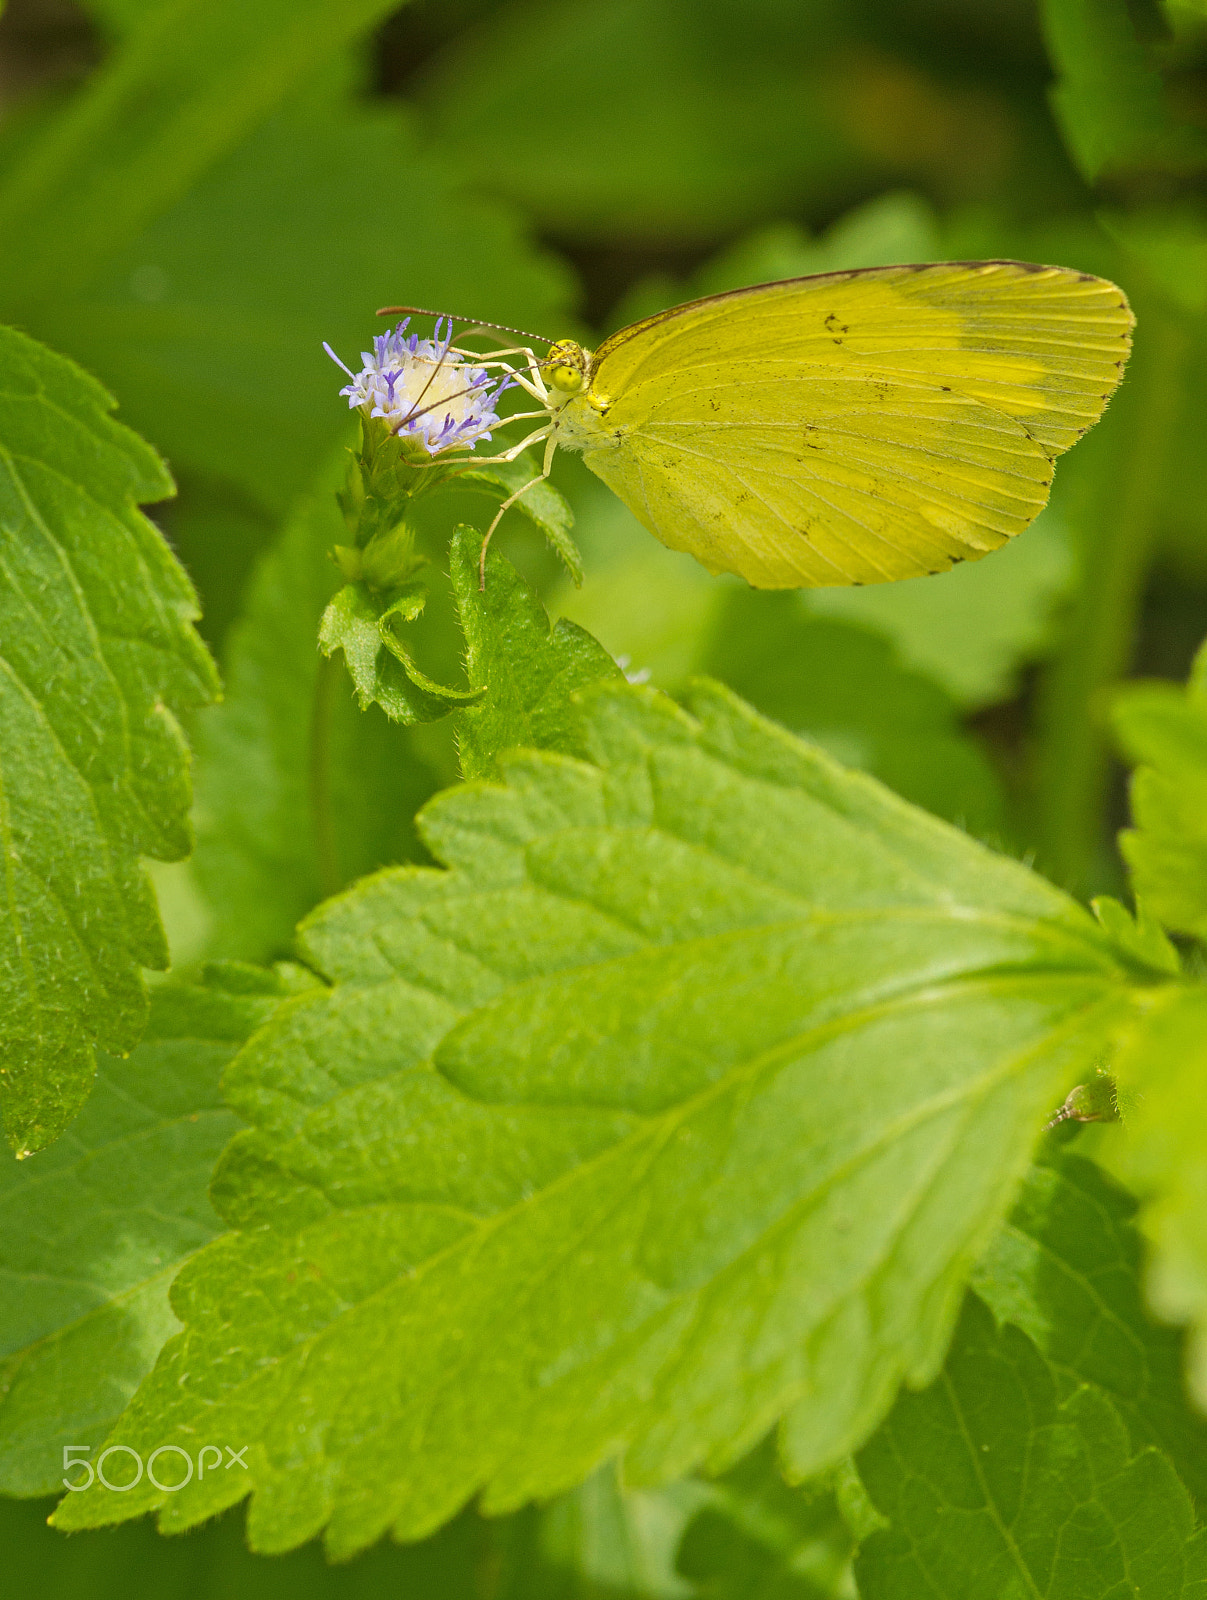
[4,0,1207,1594]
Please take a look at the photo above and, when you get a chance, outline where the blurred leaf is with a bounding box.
[1113,648,1207,940]
[1040,0,1207,182]
[155,477,277,656]
[808,509,1075,710]
[411,0,1019,246]
[673,1438,853,1599]
[55,671,1147,1553]
[0,1492,522,1598]
[0,973,287,1496]
[452,524,621,779]
[1103,206,1207,315]
[855,1293,1207,1598]
[1090,894,1181,977]
[28,72,574,514]
[1024,291,1187,895]
[192,466,450,964]
[548,470,721,693]
[973,1145,1207,1512]
[3,1477,695,1598]
[700,593,1005,838]
[537,1465,702,1598]
[75,0,162,37]
[0,327,217,1155]
[0,0,411,315]
[1106,985,1207,1415]
[412,0,854,244]
[608,192,941,331]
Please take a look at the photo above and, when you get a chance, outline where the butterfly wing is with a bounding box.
[565,262,1132,587]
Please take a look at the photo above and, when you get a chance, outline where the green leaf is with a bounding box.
[28,70,574,514]
[673,1437,854,1598]
[0,326,217,1154]
[1112,654,1207,940]
[451,525,622,779]
[192,474,450,963]
[54,675,1149,1554]
[1091,896,1181,977]
[319,578,483,725]
[1105,985,1207,1414]
[855,1293,1207,1599]
[454,455,583,586]
[0,970,289,1496]
[1039,0,1207,182]
[973,1146,1207,1512]
[0,0,410,316]
[700,593,1005,839]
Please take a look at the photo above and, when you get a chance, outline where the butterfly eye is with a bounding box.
[543,340,587,393]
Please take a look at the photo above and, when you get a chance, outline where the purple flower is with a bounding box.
[324,320,512,455]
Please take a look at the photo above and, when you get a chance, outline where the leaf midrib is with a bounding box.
[288,983,1128,1503]
[188,974,1125,1481]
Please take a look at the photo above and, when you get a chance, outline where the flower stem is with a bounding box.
[309,649,341,902]
[1033,299,1185,895]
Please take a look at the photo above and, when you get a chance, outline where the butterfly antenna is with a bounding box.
[376,304,552,348]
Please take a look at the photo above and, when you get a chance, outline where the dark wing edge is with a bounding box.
[589,260,1129,380]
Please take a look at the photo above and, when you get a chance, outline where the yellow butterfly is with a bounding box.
[380,261,1133,589]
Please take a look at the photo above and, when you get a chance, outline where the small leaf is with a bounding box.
[1106,985,1207,1413]
[538,1464,702,1598]
[973,1146,1207,1513]
[855,1294,1207,1599]
[1040,0,1207,182]
[318,578,483,725]
[1113,658,1207,941]
[674,1437,854,1599]
[0,970,290,1495]
[1092,895,1181,976]
[0,327,217,1153]
[54,679,1146,1554]
[450,524,622,779]
[455,455,583,586]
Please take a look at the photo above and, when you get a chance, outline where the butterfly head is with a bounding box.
[543,339,590,398]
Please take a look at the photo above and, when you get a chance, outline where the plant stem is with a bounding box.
[309,649,341,902]
[1033,298,1185,895]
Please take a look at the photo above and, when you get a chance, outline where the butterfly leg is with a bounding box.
[435,422,553,472]
[449,343,552,404]
[478,429,560,589]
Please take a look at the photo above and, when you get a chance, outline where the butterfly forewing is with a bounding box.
[571,262,1132,587]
